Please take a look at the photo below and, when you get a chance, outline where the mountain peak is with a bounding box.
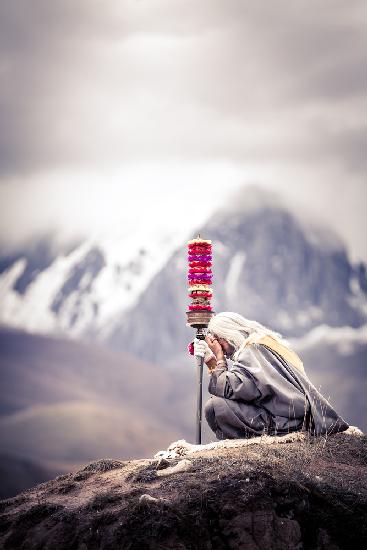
[208,184,346,255]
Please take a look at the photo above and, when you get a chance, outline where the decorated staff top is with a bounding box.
[186,236,214,328]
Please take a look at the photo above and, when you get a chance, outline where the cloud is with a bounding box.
[0,1,366,260]
[0,161,245,253]
[0,0,366,175]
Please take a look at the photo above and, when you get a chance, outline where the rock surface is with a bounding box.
[0,431,366,549]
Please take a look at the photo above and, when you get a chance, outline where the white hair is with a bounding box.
[207,312,291,361]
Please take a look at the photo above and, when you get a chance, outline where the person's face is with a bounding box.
[209,333,235,357]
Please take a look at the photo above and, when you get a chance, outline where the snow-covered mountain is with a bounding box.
[0,227,189,340]
[105,187,367,364]
[1,186,367,365]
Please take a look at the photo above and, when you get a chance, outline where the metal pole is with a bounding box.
[194,327,206,445]
[195,354,204,444]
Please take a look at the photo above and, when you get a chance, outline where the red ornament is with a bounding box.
[189,304,212,311]
[188,242,212,250]
[189,261,212,268]
[188,291,212,298]
[187,341,194,355]
[189,279,213,286]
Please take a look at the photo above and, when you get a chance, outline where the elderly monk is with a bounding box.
[193,312,349,440]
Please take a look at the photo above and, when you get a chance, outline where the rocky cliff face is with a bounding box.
[1,431,366,549]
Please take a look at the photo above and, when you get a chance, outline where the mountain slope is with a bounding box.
[0,327,196,476]
[0,227,188,339]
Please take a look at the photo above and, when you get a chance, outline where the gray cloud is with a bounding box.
[0,1,366,261]
[0,0,366,175]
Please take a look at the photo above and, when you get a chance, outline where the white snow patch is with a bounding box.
[0,225,190,339]
[95,226,191,340]
[349,276,360,295]
[225,252,246,301]
[1,240,91,334]
[348,273,367,317]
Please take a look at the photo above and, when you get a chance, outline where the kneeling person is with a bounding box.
[193,312,349,440]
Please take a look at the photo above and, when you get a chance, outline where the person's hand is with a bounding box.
[193,338,215,364]
[205,335,225,361]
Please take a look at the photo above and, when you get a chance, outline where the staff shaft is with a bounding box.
[194,328,206,444]
[195,354,204,444]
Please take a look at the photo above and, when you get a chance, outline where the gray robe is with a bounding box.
[204,343,349,440]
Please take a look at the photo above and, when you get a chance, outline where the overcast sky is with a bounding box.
[0,1,366,261]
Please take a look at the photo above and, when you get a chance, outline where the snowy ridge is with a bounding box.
[348,269,367,316]
[1,186,366,352]
[94,227,190,340]
[0,242,91,334]
[225,252,246,301]
[0,227,190,339]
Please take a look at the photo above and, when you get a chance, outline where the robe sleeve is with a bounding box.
[208,356,261,402]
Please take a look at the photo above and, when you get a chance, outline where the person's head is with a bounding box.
[207,312,288,360]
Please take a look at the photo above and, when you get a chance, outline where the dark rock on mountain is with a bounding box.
[357,262,367,293]
[0,431,366,549]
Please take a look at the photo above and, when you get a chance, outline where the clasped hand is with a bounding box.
[205,334,224,360]
[193,335,224,364]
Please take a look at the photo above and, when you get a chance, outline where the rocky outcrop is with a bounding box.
[0,430,366,549]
